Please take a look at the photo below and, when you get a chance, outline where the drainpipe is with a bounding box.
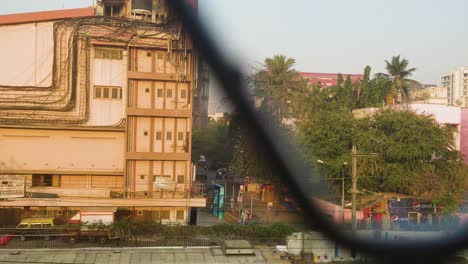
[123,47,129,197]
[122,48,129,118]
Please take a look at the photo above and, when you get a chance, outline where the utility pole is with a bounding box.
[351,146,377,238]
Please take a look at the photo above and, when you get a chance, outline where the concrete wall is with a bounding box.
[287,232,355,262]
[0,128,124,173]
[0,22,54,87]
[409,103,461,125]
[409,103,461,150]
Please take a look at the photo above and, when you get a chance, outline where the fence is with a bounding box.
[0,234,286,249]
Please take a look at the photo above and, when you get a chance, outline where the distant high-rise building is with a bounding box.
[441,67,468,106]
[193,60,210,128]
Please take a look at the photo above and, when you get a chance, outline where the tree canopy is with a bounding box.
[219,54,467,208]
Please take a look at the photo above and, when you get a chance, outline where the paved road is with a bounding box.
[0,246,289,264]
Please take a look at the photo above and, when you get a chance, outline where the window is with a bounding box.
[145,88,150,93]
[103,88,110,98]
[111,87,119,99]
[181,90,187,99]
[31,224,42,229]
[160,210,170,220]
[140,175,145,180]
[95,87,102,98]
[94,86,122,99]
[57,210,63,216]
[166,132,173,140]
[144,131,148,136]
[137,210,144,216]
[32,175,59,187]
[42,224,52,228]
[176,210,184,220]
[104,5,122,16]
[177,175,185,184]
[95,47,122,60]
[157,88,163,97]
[177,132,184,141]
[156,131,162,140]
[146,52,152,57]
[17,224,28,229]
[167,89,173,98]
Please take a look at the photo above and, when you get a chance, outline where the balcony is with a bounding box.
[102,0,125,6]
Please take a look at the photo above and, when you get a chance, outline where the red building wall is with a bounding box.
[299,72,364,87]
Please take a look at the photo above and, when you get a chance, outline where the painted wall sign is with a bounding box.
[0,175,25,198]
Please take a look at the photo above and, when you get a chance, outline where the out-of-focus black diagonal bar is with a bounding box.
[165,1,467,263]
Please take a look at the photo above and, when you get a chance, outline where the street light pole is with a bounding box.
[351,145,358,237]
[341,162,347,224]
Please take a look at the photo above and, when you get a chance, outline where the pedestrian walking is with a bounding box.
[241,209,247,225]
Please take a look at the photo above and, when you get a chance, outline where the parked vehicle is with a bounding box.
[16,218,58,230]
[66,211,121,243]
[15,211,121,243]
[16,217,70,241]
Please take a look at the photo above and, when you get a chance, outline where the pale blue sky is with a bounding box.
[2,0,468,111]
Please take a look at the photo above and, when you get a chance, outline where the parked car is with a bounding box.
[16,218,58,231]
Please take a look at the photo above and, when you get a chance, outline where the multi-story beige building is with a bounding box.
[0,0,205,226]
[412,86,447,104]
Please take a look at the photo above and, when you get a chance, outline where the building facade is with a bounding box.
[0,0,205,225]
[412,86,447,104]
[441,66,468,106]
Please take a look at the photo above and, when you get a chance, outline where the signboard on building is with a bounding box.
[0,175,25,198]
[388,198,435,225]
[153,177,176,191]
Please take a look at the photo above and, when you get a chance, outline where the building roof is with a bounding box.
[0,7,95,26]
[299,72,364,87]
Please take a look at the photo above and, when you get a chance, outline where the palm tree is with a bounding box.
[254,55,298,123]
[384,55,418,105]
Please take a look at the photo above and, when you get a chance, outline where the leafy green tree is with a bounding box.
[229,111,277,181]
[297,108,468,201]
[358,109,466,197]
[191,120,233,168]
[384,55,418,104]
[252,55,307,124]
